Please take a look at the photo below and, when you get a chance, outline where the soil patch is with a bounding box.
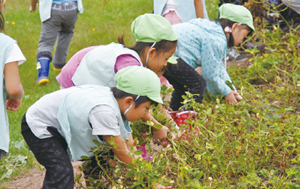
[5,161,85,189]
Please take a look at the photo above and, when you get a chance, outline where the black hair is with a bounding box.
[213,18,252,48]
[0,11,4,31]
[111,87,158,107]
[117,35,177,55]
[216,18,252,34]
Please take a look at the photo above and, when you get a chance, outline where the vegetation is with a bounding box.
[1,0,299,188]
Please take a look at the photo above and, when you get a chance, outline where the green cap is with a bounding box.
[114,66,163,104]
[219,3,255,32]
[167,56,177,64]
[131,13,179,42]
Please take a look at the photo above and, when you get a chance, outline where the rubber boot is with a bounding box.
[36,56,50,85]
[53,67,62,72]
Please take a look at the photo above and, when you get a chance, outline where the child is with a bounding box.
[153,0,209,88]
[154,0,209,25]
[56,13,179,144]
[163,3,255,110]
[56,14,178,88]
[21,66,163,188]
[30,0,83,85]
[0,0,25,160]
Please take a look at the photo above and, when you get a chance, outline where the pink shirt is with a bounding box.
[57,46,98,88]
[56,46,140,88]
[114,55,140,73]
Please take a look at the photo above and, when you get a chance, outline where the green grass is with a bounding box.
[1,0,300,188]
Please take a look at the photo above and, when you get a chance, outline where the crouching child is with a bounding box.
[21,66,163,188]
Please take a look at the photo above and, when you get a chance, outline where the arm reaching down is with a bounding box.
[103,135,133,164]
[142,112,170,146]
[4,61,24,111]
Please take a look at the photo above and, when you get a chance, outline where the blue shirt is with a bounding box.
[172,18,234,97]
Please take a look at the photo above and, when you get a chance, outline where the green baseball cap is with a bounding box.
[114,66,163,104]
[219,3,255,32]
[131,13,179,43]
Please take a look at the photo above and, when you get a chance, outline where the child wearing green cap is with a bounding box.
[56,13,179,144]
[21,66,163,188]
[163,3,255,110]
[154,0,209,88]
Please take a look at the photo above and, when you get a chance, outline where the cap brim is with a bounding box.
[169,33,180,41]
[149,95,163,104]
[167,56,177,64]
[249,23,255,32]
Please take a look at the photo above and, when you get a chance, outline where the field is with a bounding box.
[1,0,300,188]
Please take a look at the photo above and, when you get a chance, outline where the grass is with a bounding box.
[1,0,300,188]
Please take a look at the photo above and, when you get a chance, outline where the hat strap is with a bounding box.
[123,95,140,116]
[145,42,156,68]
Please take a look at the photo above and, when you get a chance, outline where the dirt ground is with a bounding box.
[4,161,85,189]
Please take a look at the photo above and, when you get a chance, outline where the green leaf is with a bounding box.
[134,150,143,156]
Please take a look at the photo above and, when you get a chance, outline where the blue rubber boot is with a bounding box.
[36,56,50,85]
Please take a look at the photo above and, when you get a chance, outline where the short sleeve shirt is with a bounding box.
[5,44,26,65]
[89,105,122,136]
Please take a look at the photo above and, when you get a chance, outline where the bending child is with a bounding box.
[163,3,255,110]
[154,0,209,88]
[0,0,25,160]
[21,66,164,188]
[56,14,179,144]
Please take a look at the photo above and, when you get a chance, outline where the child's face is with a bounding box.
[147,46,176,77]
[232,25,250,46]
[125,101,152,122]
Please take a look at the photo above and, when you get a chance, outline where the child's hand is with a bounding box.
[29,4,38,12]
[6,97,22,111]
[234,91,243,102]
[152,125,170,146]
[225,90,238,104]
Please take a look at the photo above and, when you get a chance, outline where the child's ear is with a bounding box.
[231,23,239,32]
[148,47,156,58]
[124,96,134,107]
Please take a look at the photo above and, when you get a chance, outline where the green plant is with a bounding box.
[1,0,300,188]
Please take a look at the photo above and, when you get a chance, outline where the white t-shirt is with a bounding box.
[26,87,121,139]
[89,105,122,136]
[5,44,26,65]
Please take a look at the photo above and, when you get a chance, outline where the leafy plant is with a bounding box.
[1,0,300,188]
